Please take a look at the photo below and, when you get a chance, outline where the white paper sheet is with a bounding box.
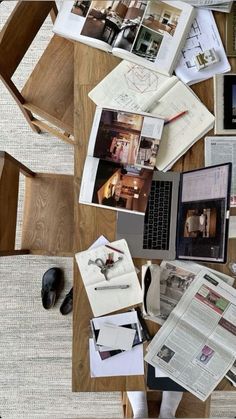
[175,9,230,85]
[97,324,136,351]
[89,338,144,377]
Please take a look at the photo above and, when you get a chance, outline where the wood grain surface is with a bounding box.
[73,11,236,402]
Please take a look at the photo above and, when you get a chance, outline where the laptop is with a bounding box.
[116,163,232,263]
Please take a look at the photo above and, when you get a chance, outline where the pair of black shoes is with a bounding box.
[41,268,73,315]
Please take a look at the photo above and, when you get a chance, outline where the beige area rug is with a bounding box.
[0,1,235,417]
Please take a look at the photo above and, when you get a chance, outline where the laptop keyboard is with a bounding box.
[143,180,172,250]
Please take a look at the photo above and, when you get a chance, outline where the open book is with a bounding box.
[53,0,195,75]
[89,63,215,171]
[79,107,164,214]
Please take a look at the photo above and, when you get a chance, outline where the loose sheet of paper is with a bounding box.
[175,9,230,85]
[97,324,136,351]
[89,339,144,377]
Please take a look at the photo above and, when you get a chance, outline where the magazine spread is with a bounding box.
[145,259,235,325]
[53,0,195,75]
[79,107,164,214]
[145,270,236,401]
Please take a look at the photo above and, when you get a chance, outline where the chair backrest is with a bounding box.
[0,1,56,79]
[0,152,34,255]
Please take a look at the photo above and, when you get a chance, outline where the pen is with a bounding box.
[94,285,130,290]
[164,110,188,125]
[105,244,124,254]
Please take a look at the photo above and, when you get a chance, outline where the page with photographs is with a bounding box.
[88,108,164,169]
[79,156,153,214]
[146,260,234,326]
[53,0,120,52]
[176,164,231,263]
[112,1,196,75]
[214,73,236,135]
[145,269,236,401]
[205,136,236,207]
[226,360,236,386]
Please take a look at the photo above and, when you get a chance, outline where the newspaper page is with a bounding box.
[145,270,236,401]
[144,260,234,325]
[205,136,236,206]
[226,360,236,386]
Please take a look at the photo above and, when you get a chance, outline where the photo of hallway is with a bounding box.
[93,109,144,164]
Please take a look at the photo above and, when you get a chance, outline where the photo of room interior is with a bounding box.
[71,1,90,17]
[184,208,217,238]
[136,137,160,168]
[131,26,163,61]
[142,1,181,37]
[93,109,144,164]
[92,161,153,213]
[80,0,148,47]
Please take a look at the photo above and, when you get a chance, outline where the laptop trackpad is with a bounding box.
[116,212,144,236]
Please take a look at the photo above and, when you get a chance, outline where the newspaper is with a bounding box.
[205,136,236,206]
[145,260,234,325]
[145,269,236,401]
[226,360,236,386]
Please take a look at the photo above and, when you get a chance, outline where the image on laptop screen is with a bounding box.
[176,164,231,263]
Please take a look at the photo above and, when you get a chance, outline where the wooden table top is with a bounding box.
[73,12,236,393]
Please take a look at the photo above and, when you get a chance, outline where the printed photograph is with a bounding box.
[71,0,90,17]
[93,110,144,164]
[131,26,163,62]
[161,263,195,298]
[80,0,147,47]
[135,137,160,168]
[92,160,153,213]
[195,285,229,314]
[183,208,217,238]
[196,345,214,365]
[142,0,181,37]
[157,345,175,363]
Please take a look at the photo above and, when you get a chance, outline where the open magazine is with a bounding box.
[145,269,236,401]
[53,0,195,75]
[79,107,164,214]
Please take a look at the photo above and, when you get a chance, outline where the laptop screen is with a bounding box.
[176,163,231,263]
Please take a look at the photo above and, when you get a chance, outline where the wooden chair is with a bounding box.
[122,391,211,418]
[0,151,74,257]
[0,1,74,145]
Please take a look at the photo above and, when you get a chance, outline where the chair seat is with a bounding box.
[21,173,74,256]
[21,35,74,134]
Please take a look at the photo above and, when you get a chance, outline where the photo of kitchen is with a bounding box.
[92,160,153,213]
[93,109,144,164]
[71,1,90,17]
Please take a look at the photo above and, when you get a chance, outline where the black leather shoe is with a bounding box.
[41,268,64,310]
[60,287,73,315]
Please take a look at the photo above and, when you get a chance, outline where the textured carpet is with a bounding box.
[0,1,235,417]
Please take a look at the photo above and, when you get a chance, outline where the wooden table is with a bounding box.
[73,11,236,400]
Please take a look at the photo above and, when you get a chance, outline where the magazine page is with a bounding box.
[88,60,176,112]
[53,0,113,52]
[88,107,164,169]
[205,136,236,207]
[79,156,153,215]
[145,270,236,401]
[151,81,215,171]
[112,1,195,75]
[175,9,231,85]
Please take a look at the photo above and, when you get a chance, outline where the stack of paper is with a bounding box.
[89,311,144,377]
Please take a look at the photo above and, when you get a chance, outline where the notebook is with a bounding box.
[116,163,232,263]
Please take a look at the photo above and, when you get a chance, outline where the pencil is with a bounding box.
[105,244,124,254]
[164,110,188,125]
